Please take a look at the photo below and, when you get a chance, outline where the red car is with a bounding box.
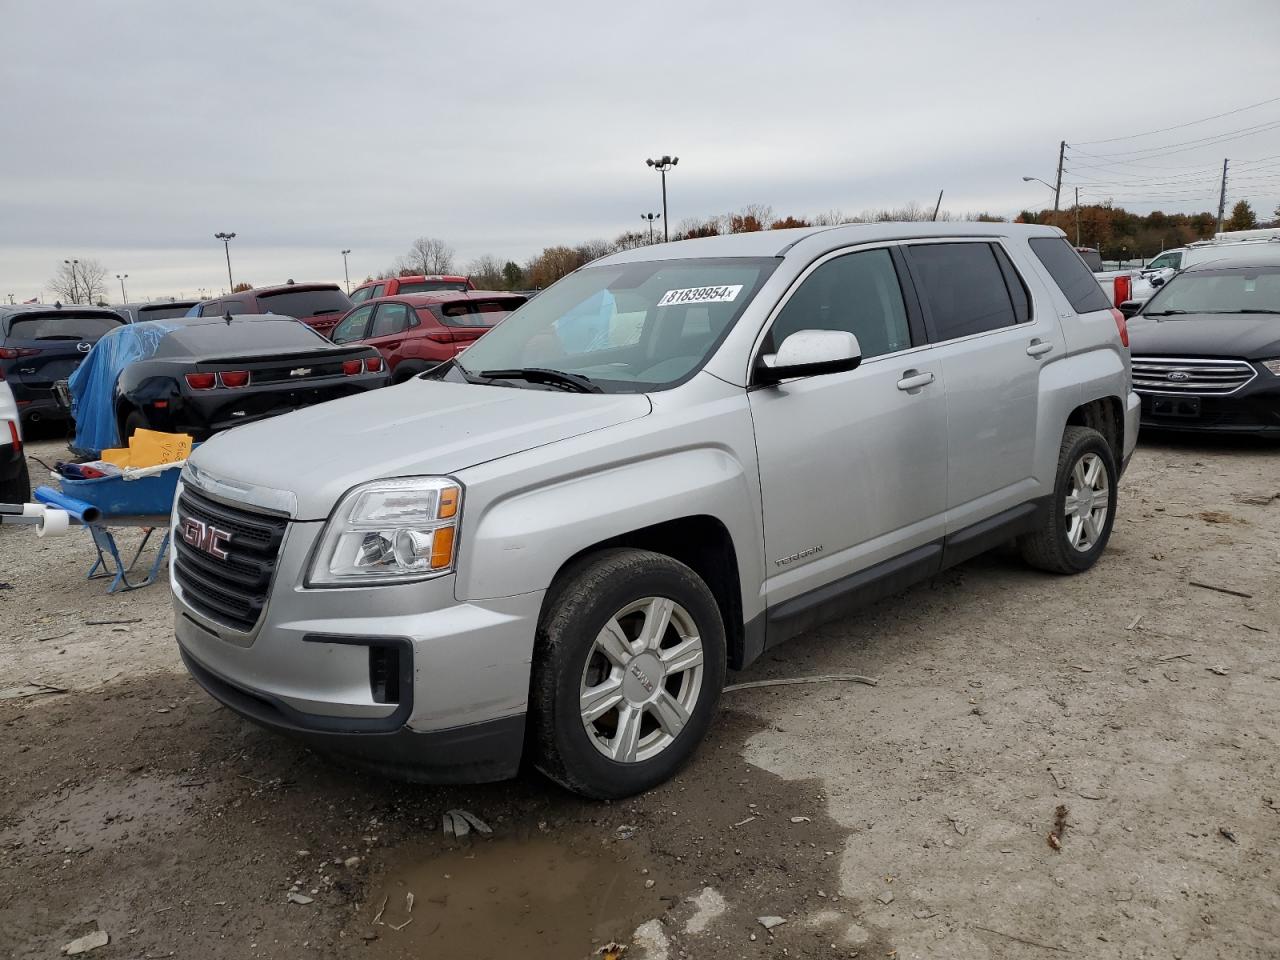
[194,282,352,337]
[348,274,475,305]
[329,291,526,382]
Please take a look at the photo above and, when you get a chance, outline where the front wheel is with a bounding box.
[530,548,726,799]
[1019,425,1118,574]
[122,409,149,440]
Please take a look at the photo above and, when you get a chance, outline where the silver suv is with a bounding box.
[172,223,1138,799]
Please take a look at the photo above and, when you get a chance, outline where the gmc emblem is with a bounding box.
[179,516,231,560]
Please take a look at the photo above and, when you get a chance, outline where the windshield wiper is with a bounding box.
[1205,309,1280,315]
[1142,309,1191,317]
[478,367,603,393]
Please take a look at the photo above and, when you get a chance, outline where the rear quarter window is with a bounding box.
[1030,237,1112,314]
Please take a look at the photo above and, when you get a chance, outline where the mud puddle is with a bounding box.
[0,774,198,850]
[362,833,664,960]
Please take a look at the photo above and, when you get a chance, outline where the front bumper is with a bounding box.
[1137,374,1280,436]
[172,494,545,783]
[180,645,526,782]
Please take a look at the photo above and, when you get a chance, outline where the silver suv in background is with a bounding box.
[171,223,1138,799]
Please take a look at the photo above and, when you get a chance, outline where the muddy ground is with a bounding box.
[2,429,1278,960]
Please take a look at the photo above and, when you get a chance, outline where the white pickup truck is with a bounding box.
[1075,247,1161,308]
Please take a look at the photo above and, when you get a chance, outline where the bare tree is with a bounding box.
[49,258,108,304]
[466,254,505,289]
[405,236,456,275]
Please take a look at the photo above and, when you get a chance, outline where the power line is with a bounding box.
[1069,118,1280,161]
[1072,96,1280,146]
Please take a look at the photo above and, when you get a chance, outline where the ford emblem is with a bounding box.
[1167,371,1190,382]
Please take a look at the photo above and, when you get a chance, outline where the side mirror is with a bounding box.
[755,330,862,385]
[1119,300,1143,319]
[1149,275,1165,288]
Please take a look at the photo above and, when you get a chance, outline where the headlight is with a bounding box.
[1262,359,1280,377]
[308,477,461,586]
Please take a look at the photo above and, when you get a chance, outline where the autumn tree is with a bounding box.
[525,246,584,288]
[1226,200,1257,231]
[466,254,504,289]
[614,229,650,251]
[49,258,107,305]
[231,281,253,293]
[770,215,811,229]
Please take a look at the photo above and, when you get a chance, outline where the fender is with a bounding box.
[455,445,763,616]
[1033,346,1125,485]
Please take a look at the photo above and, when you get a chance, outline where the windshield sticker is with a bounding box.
[657,284,743,307]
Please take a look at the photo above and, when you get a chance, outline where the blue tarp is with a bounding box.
[68,320,181,457]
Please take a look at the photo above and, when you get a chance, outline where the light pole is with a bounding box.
[641,213,660,244]
[63,259,81,303]
[214,232,236,291]
[341,249,352,294]
[645,155,678,242]
[116,273,129,302]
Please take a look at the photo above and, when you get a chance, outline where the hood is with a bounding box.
[1128,313,1280,360]
[188,379,652,519]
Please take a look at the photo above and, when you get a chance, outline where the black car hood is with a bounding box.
[1128,313,1280,359]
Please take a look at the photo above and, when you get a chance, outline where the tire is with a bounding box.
[530,547,727,800]
[392,364,425,385]
[0,458,31,504]
[122,409,148,440]
[1019,425,1118,574]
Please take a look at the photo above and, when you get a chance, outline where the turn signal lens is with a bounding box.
[219,370,250,388]
[1262,359,1280,377]
[185,372,216,389]
[342,359,362,376]
[430,527,455,569]
[365,356,384,373]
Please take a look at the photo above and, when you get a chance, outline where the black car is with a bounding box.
[1128,252,1280,436]
[0,304,128,424]
[73,315,388,449]
[112,300,200,323]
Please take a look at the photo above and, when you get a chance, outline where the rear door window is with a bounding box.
[350,286,374,304]
[369,302,411,338]
[906,242,1019,340]
[1029,237,1112,314]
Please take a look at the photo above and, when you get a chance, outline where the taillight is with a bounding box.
[185,372,216,390]
[1111,308,1129,348]
[342,359,362,376]
[364,356,383,373]
[1113,274,1132,307]
[0,347,40,360]
[6,420,19,452]
[218,370,250,388]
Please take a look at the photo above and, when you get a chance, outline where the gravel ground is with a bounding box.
[1,430,1278,959]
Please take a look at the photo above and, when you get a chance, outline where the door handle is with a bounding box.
[896,370,935,391]
[1027,339,1054,357]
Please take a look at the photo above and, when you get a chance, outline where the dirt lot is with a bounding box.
[2,430,1279,960]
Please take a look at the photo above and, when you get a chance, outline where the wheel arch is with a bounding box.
[539,515,750,670]
[1066,394,1124,467]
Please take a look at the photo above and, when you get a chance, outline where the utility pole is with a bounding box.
[341,249,352,294]
[931,189,944,222]
[1216,158,1229,234]
[1074,187,1081,247]
[1053,140,1065,213]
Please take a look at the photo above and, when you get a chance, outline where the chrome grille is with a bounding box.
[1131,357,1256,395]
[174,485,288,633]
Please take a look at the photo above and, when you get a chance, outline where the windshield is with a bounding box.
[398,280,470,294]
[454,257,777,392]
[257,288,352,317]
[1143,266,1280,315]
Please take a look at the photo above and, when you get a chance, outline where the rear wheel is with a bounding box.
[122,409,148,440]
[1019,426,1117,574]
[531,548,726,799]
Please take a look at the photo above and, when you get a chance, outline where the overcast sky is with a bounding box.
[3,0,1279,302]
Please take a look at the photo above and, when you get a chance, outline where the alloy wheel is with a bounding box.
[1064,451,1109,552]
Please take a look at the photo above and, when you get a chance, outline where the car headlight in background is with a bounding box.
[309,477,461,586]
[1261,359,1280,377]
